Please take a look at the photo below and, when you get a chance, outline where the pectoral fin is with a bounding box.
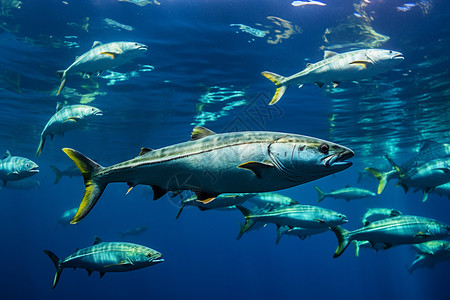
[195,191,219,204]
[64,117,80,123]
[349,60,373,69]
[237,161,275,179]
[414,231,431,238]
[104,260,133,268]
[151,185,168,200]
[314,218,325,224]
[101,52,119,59]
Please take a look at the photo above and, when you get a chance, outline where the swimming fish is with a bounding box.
[361,208,402,226]
[56,41,147,95]
[291,1,327,6]
[262,49,404,105]
[246,192,299,209]
[276,225,328,244]
[408,240,450,274]
[314,185,376,202]
[44,237,163,289]
[49,165,82,184]
[56,208,78,228]
[0,150,39,187]
[63,126,354,223]
[118,226,149,238]
[36,103,103,157]
[331,215,450,258]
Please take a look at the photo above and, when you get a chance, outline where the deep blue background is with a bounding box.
[0,0,449,299]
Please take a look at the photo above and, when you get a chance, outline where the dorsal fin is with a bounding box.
[138,147,153,156]
[3,150,11,159]
[92,41,102,49]
[93,236,103,245]
[56,102,63,112]
[324,51,338,59]
[190,126,216,141]
[419,140,439,152]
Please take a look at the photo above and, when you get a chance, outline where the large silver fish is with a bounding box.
[314,185,376,202]
[63,126,354,223]
[44,237,163,289]
[36,103,103,157]
[262,49,404,105]
[361,208,402,227]
[0,150,39,187]
[331,215,450,258]
[408,240,450,274]
[56,41,147,95]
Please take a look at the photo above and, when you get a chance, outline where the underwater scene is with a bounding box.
[0,0,449,299]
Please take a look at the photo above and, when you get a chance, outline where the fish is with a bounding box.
[276,225,327,244]
[245,192,299,209]
[237,203,348,236]
[36,103,103,157]
[361,208,402,226]
[352,240,386,257]
[314,185,376,202]
[0,150,39,187]
[291,1,327,7]
[49,165,82,184]
[262,49,404,105]
[330,215,450,258]
[56,208,78,228]
[118,226,149,238]
[427,182,450,199]
[175,193,256,219]
[56,41,147,96]
[408,240,450,274]
[1,177,40,190]
[63,126,354,223]
[43,237,163,289]
[366,141,450,194]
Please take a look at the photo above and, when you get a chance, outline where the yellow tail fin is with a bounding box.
[261,71,288,105]
[62,148,106,224]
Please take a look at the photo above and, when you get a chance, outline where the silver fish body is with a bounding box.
[276,225,328,244]
[118,226,149,238]
[44,237,163,289]
[63,127,354,223]
[361,208,402,226]
[49,165,82,184]
[331,215,450,258]
[262,49,404,104]
[56,41,147,95]
[57,208,78,228]
[0,150,39,186]
[36,104,103,157]
[246,192,298,209]
[314,185,376,202]
[409,240,450,274]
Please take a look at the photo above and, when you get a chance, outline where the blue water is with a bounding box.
[1,0,449,299]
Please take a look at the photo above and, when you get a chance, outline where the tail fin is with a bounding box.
[49,165,62,184]
[314,186,326,203]
[62,148,106,224]
[36,137,46,157]
[261,71,289,105]
[330,226,351,258]
[365,167,389,194]
[236,206,256,236]
[56,71,66,96]
[43,250,63,289]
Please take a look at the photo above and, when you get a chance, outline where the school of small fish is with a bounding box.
[2,2,449,289]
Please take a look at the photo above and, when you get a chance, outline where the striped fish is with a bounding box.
[262,49,404,105]
[63,126,354,223]
[44,237,163,289]
[331,215,450,258]
[276,225,328,245]
[237,203,348,234]
[409,240,450,274]
[314,185,376,202]
[0,150,39,187]
[36,103,102,157]
[56,41,147,96]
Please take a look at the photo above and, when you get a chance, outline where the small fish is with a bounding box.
[361,208,402,226]
[237,203,348,236]
[0,150,39,187]
[63,126,354,223]
[276,225,327,244]
[330,215,450,258]
[118,226,149,238]
[36,103,103,157]
[49,165,82,184]
[428,182,450,199]
[56,41,147,95]
[262,49,404,105]
[409,240,450,274]
[245,192,299,209]
[291,1,327,7]
[1,177,40,190]
[314,185,376,202]
[44,237,163,289]
[56,208,78,228]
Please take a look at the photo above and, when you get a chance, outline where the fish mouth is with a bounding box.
[152,258,164,263]
[29,166,40,173]
[95,111,103,116]
[137,44,148,51]
[392,53,404,60]
[322,150,354,168]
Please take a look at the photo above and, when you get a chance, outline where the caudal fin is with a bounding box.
[330,226,351,258]
[36,137,46,157]
[365,167,389,194]
[43,250,63,289]
[261,71,289,105]
[62,148,106,224]
[236,206,256,237]
[314,185,326,203]
[49,165,62,184]
[56,70,66,96]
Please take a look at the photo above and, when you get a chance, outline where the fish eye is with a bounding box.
[319,144,329,154]
[26,163,29,167]
[389,50,393,54]
[146,253,152,257]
